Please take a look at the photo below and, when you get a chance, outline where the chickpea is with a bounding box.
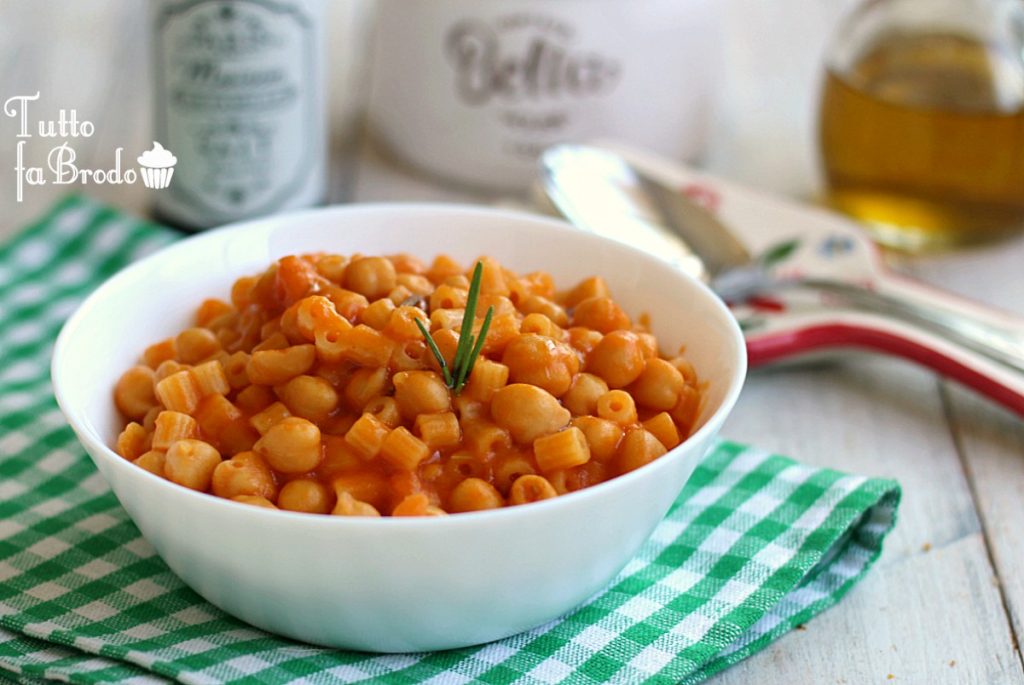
[428,328,460,371]
[427,255,464,284]
[277,478,333,514]
[562,373,609,416]
[236,385,275,414]
[477,257,510,296]
[562,276,610,308]
[142,406,161,432]
[230,275,258,309]
[396,273,434,296]
[114,365,157,420]
[332,491,381,517]
[490,384,570,444]
[359,297,396,330]
[116,422,149,461]
[444,274,471,289]
[454,395,486,422]
[255,417,322,473]
[253,331,289,352]
[387,285,415,305]
[389,253,427,275]
[393,370,451,419]
[164,439,222,491]
[520,270,556,299]
[567,327,603,357]
[670,384,702,432]
[344,366,389,411]
[344,256,397,300]
[501,333,579,397]
[586,330,646,388]
[175,327,221,364]
[277,374,339,422]
[479,313,521,356]
[392,493,447,517]
[143,338,177,369]
[571,296,631,333]
[247,345,316,385]
[132,450,166,477]
[519,295,569,327]
[616,428,667,474]
[211,451,277,500]
[449,477,504,513]
[637,332,659,359]
[154,360,189,382]
[233,495,277,509]
[572,416,624,463]
[629,358,685,411]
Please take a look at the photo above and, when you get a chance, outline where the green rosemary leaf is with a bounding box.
[455,305,494,393]
[417,260,493,395]
[415,316,452,387]
[453,261,484,375]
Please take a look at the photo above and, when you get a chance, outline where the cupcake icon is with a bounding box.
[137,142,177,189]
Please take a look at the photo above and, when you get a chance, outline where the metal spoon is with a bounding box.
[538,144,1024,414]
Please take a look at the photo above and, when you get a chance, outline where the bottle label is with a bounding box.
[370,0,718,190]
[155,0,316,220]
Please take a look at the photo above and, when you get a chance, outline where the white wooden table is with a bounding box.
[3,2,1023,683]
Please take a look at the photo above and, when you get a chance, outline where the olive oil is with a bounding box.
[820,33,1024,250]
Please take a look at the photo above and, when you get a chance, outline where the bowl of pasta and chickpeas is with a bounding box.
[52,204,746,652]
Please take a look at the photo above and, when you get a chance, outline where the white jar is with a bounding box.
[369,0,720,192]
[150,0,327,230]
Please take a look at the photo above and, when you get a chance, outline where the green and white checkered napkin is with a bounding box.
[0,196,901,685]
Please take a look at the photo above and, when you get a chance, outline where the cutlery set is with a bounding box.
[539,144,1024,416]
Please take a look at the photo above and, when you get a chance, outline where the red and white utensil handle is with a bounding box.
[747,313,1024,417]
[876,270,1024,363]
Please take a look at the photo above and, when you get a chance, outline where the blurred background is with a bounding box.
[0,0,866,235]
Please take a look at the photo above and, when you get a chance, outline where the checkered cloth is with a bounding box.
[0,196,900,685]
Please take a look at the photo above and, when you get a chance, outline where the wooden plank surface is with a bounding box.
[904,240,1024,649]
[712,359,1023,684]
[2,2,1023,684]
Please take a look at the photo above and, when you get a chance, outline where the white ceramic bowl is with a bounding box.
[52,204,746,653]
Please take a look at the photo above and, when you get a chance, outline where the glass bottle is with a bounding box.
[818,0,1024,251]
[150,0,327,231]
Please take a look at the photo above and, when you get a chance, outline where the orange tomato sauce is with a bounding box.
[112,253,703,516]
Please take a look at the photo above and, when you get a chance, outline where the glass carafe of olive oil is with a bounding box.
[819,0,1024,251]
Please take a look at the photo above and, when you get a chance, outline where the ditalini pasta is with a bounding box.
[113,253,703,516]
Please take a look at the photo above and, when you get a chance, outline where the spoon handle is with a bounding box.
[745,311,1024,417]
[798,277,1024,375]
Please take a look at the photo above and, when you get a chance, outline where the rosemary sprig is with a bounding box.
[415,317,452,386]
[417,261,495,395]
